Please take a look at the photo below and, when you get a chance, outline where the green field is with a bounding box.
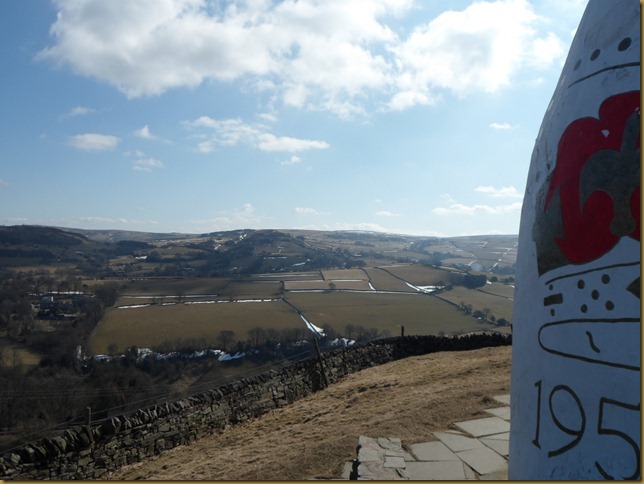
[284,280,327,291]
[117,277,232,295]
[252,272,322,281]
[285,291,496,336]
[88,299,304,354]
[477,282,515,299]
[284,280,372,291]
[321,269,367,281]
[435,286,514,322]
[379,264,463,286]
[363,267,411,292]
[220,281,283,298]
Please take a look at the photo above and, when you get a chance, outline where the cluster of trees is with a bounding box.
[341,324,391,343]
[457,302,509,326]
[452,273,488,289]
[146,321,391,360]
[0,273,119,441]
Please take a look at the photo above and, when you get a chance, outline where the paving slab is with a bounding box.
[463,463,477,480]
[342,461,354,479]
[480,436,509,457]
[408,441,460,462]
[453,416,510,438]
[405,460,467,480]
[484,431,509,441]
[456,446,508,476]
[384,456,406,468]
[358,447,382,462]
[356,461,407,480]
[402,450,415,462]
[485,406,511,421]
[434,431,484,452]
[480,469,509,480]
[354,436,408,480]
[378,437,402,450]
[493,394,510,405]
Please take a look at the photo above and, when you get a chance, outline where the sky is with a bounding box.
[0,0,589,237]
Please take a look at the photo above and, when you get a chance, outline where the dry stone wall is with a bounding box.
[0,332,510,480]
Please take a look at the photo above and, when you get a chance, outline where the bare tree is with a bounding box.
[217,330,236,352]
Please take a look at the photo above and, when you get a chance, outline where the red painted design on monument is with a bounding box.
[545,90,641,265]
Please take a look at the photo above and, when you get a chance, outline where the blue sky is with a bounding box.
[0,0,588,237]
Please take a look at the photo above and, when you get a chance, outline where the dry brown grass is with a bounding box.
[0,331,42,368]
[106,345,511,480]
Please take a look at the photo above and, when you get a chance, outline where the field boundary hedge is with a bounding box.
[0,332,510,480]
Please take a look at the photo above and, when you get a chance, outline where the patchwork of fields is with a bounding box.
[88,263,512,354]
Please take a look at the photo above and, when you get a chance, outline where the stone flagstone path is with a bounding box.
[347,394,510,480]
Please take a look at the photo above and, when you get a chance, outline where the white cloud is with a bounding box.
[133,157,163,171]
[309,222,392,233]
[387,0,565,108]
[77,216,158,226]
[387,90,437,111]
[62,106,96,118]
[433,202,522,215]
[185,116,329,154]
[294,207,327,216]
[529,31,565,68]
[68,133,119,151]
[257,134,329,153]
[38,0,567,116]
[374,210,398,217]
[475,185,523,198]
[434,185,523,216]
[489,122,515,130]
[258,113,278,122]
[191,203,273,232]
[282,155,302,166]
[186,117,265,150]
[134,125,155,139]
[38,0,404,112]
[125,149,146,157]
[3,217,28,224]
[0,178,8,187]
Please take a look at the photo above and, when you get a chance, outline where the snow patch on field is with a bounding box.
[405,282,444,294]
[118,304,151,309]
[300,314,325,336]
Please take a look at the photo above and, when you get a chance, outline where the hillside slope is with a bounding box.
[107,345,511,480]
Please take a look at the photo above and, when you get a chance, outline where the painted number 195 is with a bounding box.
[532,380,640,480]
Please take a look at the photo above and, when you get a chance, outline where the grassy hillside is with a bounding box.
[107,345,512,480]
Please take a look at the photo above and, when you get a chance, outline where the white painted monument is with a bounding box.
[509,0,640,479]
